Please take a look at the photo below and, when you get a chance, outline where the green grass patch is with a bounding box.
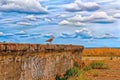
[90,61,108,69]
[56,67,83,80]
[83,61,109,71]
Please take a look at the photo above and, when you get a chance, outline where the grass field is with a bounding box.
[83,59,120,80]
[67,47,120,80]
[82,48,120,57]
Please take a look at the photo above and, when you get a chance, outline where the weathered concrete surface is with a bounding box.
[0,43,84,80]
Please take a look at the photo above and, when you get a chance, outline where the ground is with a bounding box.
[83,57,120,80]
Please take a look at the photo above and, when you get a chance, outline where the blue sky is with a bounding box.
[0,0,120,47]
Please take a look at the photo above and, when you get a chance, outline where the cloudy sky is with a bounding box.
[0,0,120,47]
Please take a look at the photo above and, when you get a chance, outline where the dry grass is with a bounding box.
[83,59,120,80]
[82,48,120,56]
[79,48,120,80]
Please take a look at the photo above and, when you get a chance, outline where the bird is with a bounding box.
[45,35,55,44]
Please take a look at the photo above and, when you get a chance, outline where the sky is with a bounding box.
[0,0,120,47]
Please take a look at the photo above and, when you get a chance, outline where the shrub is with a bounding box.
[83,65,92,71]
[65,67,80,77]
[74,61,85,68]
[83,61,109,71]
[56,73,65,80]
[56,75,66,80]
[74,62,79,68]
[90,61,108,69]
[56,67,83,80]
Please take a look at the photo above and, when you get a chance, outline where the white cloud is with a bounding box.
[59,28,93,39]
[66,11,115,23]
[59,11,114,26]
[90,12,112,19]
[57,14,70,18]
[0,0,48,13]
[24,15,38,21]
[64,0,100,11]
[37,0,49,2]
[114,13,120,18]
[15,31,26,35]
[59,20,85,26]
[25,15,37,21]
[24,15,52,22]
[59,20,71,25]
[75,28,91,34]
[89,11,115,23]
[0,32,4,36]
[67,15,88,22]
[109,9,120,14]
[89,0,114,4]
[44,18,52,22]
[95,33,117,39]
[16,22,32,26]
[74,22,86,26]
[75,28,93,38]
[60,33,77,38]
[42,33,53,38]
[59,28,117,39]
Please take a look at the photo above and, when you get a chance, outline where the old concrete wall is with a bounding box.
[0,43,84,80]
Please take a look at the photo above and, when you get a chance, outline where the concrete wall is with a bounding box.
[0,43,84,80]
